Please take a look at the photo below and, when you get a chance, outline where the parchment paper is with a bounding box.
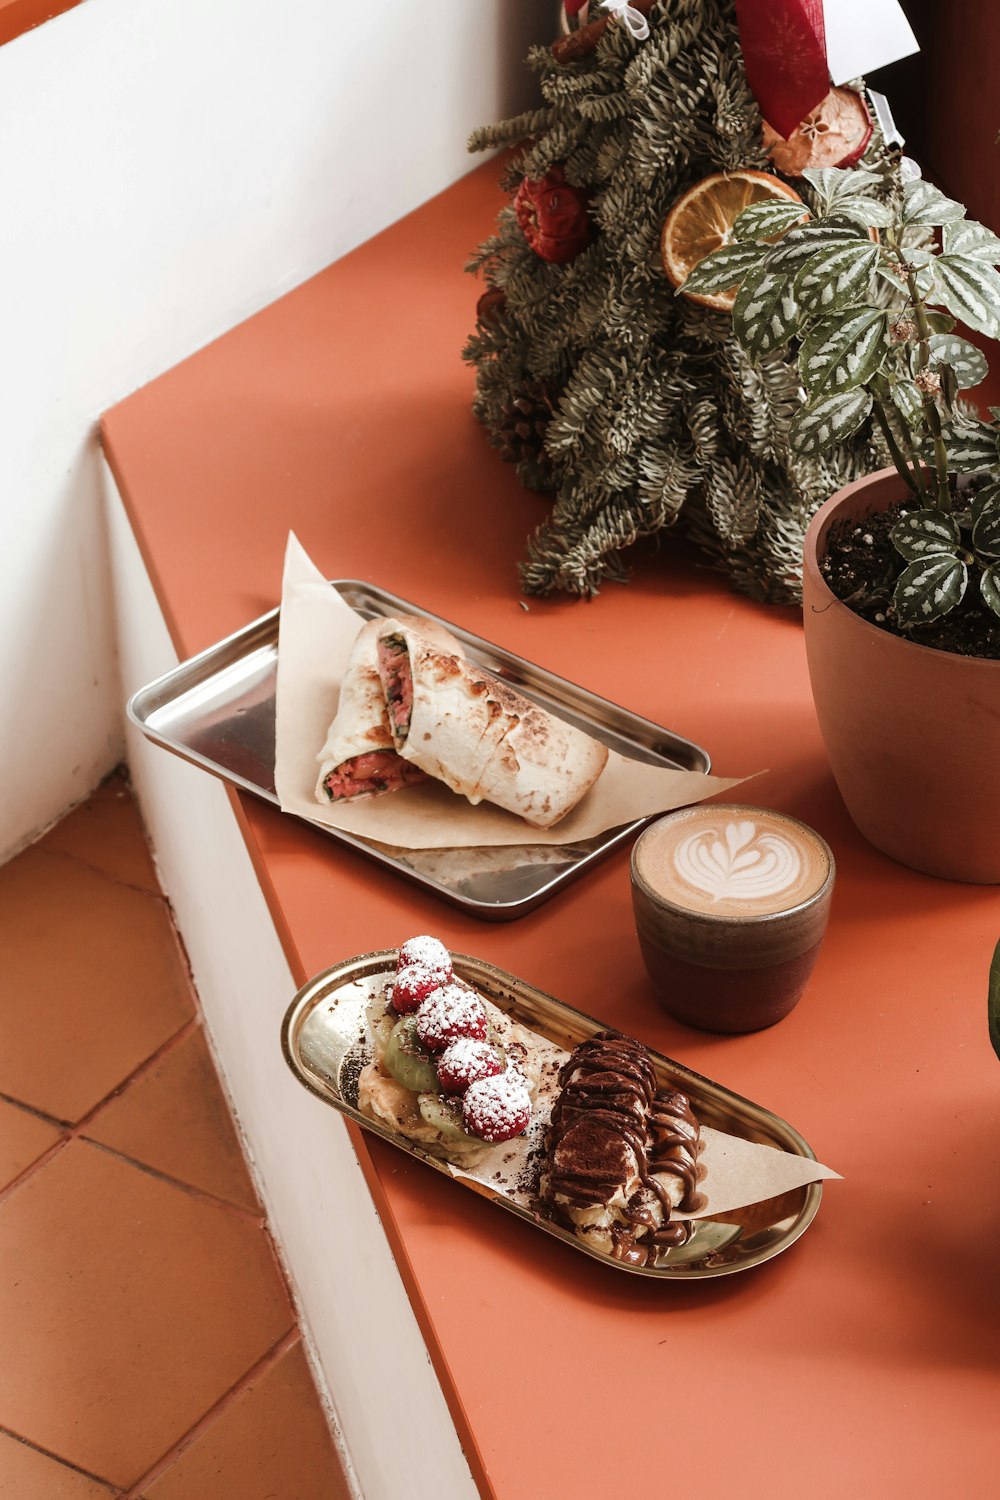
[445,1028,840,1220]
[274,534,745,850]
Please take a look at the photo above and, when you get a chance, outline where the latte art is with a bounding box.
[633,803,831,919]
[674,820,802,904]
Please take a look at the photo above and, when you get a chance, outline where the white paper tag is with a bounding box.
[867,88,905,148]
[824,0,919,85]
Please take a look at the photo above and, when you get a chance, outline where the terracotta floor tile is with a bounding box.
[0,1435,115,1498]
[0,1098,63,1191]
[0,849,194,1121]
[139,1340,350,1500]
[0,1140,294,1487]
[36,769,161,894]
[84,1026,260,1212]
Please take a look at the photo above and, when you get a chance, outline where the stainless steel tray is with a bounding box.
[282,950,824,1279]
[127,580,710,919]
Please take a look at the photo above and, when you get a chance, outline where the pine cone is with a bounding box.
[496,387,556,471]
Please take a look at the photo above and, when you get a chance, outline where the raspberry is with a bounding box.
[396,935,451,981]
[391,962,442,1015]
[436,1038,504,1095]
[462,1069,531,1144]
[415,982,488,1053]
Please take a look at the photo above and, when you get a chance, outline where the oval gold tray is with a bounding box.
[281,950,824,1279]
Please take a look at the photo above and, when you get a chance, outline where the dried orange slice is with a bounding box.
[661,169,805,311]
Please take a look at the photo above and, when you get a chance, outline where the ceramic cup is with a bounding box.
[630,804,835,1033]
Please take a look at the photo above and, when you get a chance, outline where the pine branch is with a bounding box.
[463,0,894,600]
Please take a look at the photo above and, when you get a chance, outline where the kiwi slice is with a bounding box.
[371,1008,395,1056]
[384,1017,440,1095]
[418,1093,479,1144]
[365,992,395,1054]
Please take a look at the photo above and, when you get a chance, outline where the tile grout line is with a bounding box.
[27,842,170,905]
[3,782,324,1497]
[0,1018,200,1210]
[0,1421,120,1494]
[0,1090,68,1128]
[27,837,205,1020]
[118,1327,301,1498]
[68,1016,202,1131]
[0,1034,267,1225]
[83,1138,265,1224]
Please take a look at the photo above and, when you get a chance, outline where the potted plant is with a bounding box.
[680,164,1000,882]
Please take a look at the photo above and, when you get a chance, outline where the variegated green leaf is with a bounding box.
[799,309,888,396]
[893,554,968,624]
[768,224,870,272]
[902,179,967,227]
[891,509,962,561]
[906,247,935,268]
[827,198,894,231]
[800,167,854,202]
[787,388,873,456]
[942,219,1000,264]
[733,198,808,242]
[971,479,1000,516]
[926,334,989,390]
[801,167,882,211]
[679,242,765,299]
[821,214,876,241]
[971,490,1000,559]
[942,421,1000,473]
[925,311,957,334]
[793,242,879,316]
[891,379,924,428]
[731,262,799,359]
[981,565,1000,618]
[934,256,1000,338]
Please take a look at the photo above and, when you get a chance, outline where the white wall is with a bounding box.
[0,0,549,863]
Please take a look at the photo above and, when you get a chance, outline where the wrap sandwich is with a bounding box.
[316,614,463,803]
[375,620,608,828]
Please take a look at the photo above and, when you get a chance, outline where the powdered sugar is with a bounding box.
[462,1067,532,1143]
[391,961,443,1015]
[397,935,451,980]
[437,1038,504,1094]
[415,982,488,1052]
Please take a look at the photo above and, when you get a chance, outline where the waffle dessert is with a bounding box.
[541,1032,704,1265]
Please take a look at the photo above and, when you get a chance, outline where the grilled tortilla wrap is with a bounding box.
[376,621,608,828]
[315,615,463,803]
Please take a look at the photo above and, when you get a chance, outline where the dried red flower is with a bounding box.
[514,167,593,264]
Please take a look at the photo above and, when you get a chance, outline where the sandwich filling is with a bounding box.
[321,748,425,801]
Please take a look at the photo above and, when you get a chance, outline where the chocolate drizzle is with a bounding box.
[543,1032,704,1264]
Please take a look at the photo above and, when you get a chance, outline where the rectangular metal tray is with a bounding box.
[281,950,824,1280]
[127,580,711,919]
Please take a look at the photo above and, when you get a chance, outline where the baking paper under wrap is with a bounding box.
[274,534,745,849]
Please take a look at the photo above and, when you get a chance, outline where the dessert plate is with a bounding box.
[127,581,711,920]
[281,949,825,1279]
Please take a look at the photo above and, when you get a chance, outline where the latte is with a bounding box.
[633,805,831,919]
[630,805,835,1034]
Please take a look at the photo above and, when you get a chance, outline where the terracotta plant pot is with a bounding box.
[802,467,1000,884]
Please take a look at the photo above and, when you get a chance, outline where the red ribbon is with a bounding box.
[734,0,830,140]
